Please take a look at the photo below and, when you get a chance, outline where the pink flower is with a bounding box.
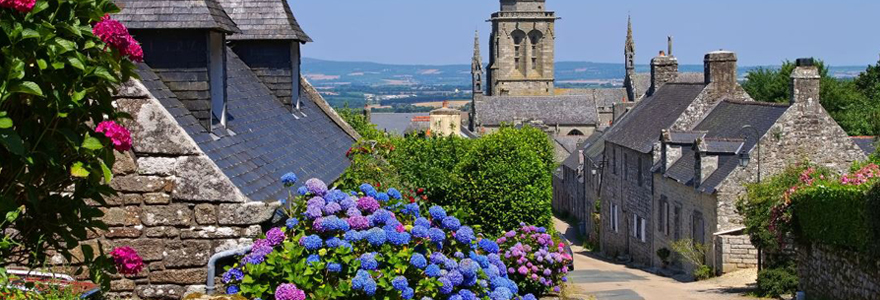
[276,283,306,300]
[110,246,144,276]
[123,35,144,62]
[93,15,144,62]
[0,0,35,12]
[518,266,529,275]
[95,120,132,151]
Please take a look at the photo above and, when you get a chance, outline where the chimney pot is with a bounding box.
[796,58,815,67]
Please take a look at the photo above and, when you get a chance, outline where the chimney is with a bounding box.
[692,138,718,190]
[667,36,673,57]
[790,58,820,106]
[659,130,683,173]
[649,51,679,96]
[704,50,738,94]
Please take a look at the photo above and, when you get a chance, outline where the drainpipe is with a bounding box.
[206,245,253,294]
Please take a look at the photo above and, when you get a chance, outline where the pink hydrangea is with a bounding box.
[275,283,306,300]
[92,15,143,62]
[109,246,144,276]
[0,0,35,12]
[123,35,144,62]
[95,120,132,152]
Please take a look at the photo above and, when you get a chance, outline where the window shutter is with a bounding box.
[633,214,637,238]
[641,218,646,242]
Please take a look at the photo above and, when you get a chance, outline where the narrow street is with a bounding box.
[553,218,759,300]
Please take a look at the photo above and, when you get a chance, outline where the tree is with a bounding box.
[743,59,878,136]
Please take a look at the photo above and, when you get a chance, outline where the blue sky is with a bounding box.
[290,0,880,67]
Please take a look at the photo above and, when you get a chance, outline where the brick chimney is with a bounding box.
[649,50,679,96]
[790,58,820,106]
[704,50,738,94]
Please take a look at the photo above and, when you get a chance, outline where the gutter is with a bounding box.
[205,245,252,295]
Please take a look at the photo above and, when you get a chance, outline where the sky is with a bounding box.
[290,0,880,67]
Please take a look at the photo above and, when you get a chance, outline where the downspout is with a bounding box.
[206,245,253,294]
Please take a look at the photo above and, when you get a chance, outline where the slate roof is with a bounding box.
[476,95,599,126]
[218,0,312,42]
[604,83,707,153]
[136,48,354,201]
[674,72,704,83]
[559,88,627,110]
[560,131,605,171]
[372,113,428,135]
[662,100,790,193]
[116,0,240,33]
[632,73,650,99]
[851,136,877,156]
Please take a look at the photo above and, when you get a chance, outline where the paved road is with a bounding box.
[553,218,758,300]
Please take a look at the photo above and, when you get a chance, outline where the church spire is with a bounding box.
[472,30,484,95]
[625,15,635,70]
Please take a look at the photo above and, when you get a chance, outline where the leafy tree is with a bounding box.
[338,105,384,140]
[743,59,878,136]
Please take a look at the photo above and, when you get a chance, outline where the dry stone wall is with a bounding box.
[798,243,880,300]
[71,80,279,300]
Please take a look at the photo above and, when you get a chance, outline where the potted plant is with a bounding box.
[656,248,671,267]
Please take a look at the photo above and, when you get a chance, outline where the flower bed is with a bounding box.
[497,225,572,295]
[222,175,541,300]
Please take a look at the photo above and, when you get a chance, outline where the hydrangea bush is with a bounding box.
[223,174,538,300]
[496,224,572,296]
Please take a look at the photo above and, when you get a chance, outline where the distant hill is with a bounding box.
[302,57,866,87]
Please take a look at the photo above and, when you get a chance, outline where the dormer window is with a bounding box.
[208,31,228,128]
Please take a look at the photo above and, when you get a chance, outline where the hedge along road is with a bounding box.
[552,217,759,300]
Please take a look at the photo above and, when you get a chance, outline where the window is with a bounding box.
[637,157,643,186]
[658,197,670,235]
[633,214,646,243]
[674,205,682,240]
[567,129,584,136]
[208,31,227,128]
[693,211,705,245]
[512,30,526,73]
[528,30,542,72]
[610,203,620,233]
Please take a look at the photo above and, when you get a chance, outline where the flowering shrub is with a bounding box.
[496,224,571,296]
[0,0,140,289]
[223,174,538,300]
[109,246,144,276]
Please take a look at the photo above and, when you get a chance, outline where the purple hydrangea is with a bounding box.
[340,198,357,211]
[324,202,342,215]
[447,270,464,286]
[438,277,454,294]
[304,205,323,219]
[275,283,306,300]
[357,197,380,214]
[305,178,328,196]
[265,227,286,246]
[348,215,370,230]
[371,209,395,225]
[459,259,479,278]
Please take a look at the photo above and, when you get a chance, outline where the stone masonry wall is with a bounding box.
[69,80,279,300]
[714,235,758,274]
[600,143,653,265]
[798,243,880,300]
[651,174,718,273]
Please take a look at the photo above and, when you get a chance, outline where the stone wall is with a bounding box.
[552,166,585,228]
[797,243,880,300]
[600,143,654,265]
[714,235,758,273]
[488,9,556,96]
[651,173,718,273]
[69,80,279,300]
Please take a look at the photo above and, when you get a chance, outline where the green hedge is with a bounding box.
[792,184,872,253]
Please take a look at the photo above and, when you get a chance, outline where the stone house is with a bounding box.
[71,1,359,299]
[552,130,605,238]
[599,50,747,265]
[652,59,865,275]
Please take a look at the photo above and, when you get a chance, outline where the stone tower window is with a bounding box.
[512,30,526,74]
[528,30,543,72]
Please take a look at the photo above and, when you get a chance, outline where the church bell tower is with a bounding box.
[487,0,558,96]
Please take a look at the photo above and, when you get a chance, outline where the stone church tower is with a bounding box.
[470,30,484,132]
[487,0,558,96]
[623,16,637,102]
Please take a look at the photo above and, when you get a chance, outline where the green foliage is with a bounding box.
[338,105,384,140]
[0,0,137,273]
[656,248,671,264]
[868,184,880,255]
[742,59,880,136]
[455,126,555,234]
[756,264,799,299]
[693,265,713,281]
[339,126,555,234]
[791,182,873,253]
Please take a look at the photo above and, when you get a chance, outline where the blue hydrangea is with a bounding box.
[222,268,243,283]
[371,209,394,225]
[410,253,427,269]
[297,186,309,196]
[323,202,342,215]
[479,239,500,254]
[242,253,265,265]
[352,270,377,296]
[304,205,323,219]
[459,259,479,278]
[366,227,387,246]
[536,227,547,233]
[307,254,320,265]
[325,189,348,203]
[391,276,409,291]
[421,297,433,300]
[326,262,342,273]
[522,294,537,300]
[340,198,357,211]
[443,258,458,270]
[321,216,350,232]
[402,287,414,300]
[280,172,298,187]
[326,237,342,248]
[449,295,463,300]
[442,216,461,231]
[285,218,299,229]
[430,253,448,265]
[376,192,390,202]
[360,183,376,194]
[463,275,477,287]
[415,217,431,228]
[456,226,475,244]
[429,206,447,220]
[470,252,490,268]
[388,231,411,246]
[387,188,402,199]
[344,230,363,242]
[346,207,362,217]
[454,251,465,259]
[428,228,446,243]
[438,277,453,294]
[459,289,476,300]
[485,264,501,278]
[425,264,442,277]
[226,285,240,295]
[359,252,379,270]
[447,270,464,286]
[411,225,429,238]
[301,235,323,250]
[490,287,512,300]
[402,203,420,216]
